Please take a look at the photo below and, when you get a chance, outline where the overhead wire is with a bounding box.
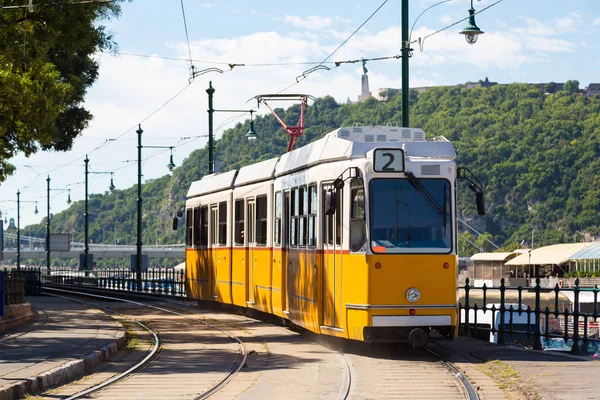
[280,0,389,94]
[179,0,194,66]
[39,81,194,178]
[313,0,389,67]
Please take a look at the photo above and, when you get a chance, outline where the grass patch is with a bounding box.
[261,341,271,356]
[125,328,140,350]
[478,360,519,389]
[477,359,540,399]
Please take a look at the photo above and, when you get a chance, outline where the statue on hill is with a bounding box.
[362,59,368,74]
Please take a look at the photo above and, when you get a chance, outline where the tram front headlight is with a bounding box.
[406,288,421,303]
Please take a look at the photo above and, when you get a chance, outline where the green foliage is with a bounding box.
[0,0,125,182]
[21,82,600,251]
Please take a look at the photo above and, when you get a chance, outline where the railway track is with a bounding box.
[39,287,478,400]
[338,343,479,400]
[42,287,247,399]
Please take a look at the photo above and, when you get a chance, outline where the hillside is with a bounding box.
[22,80,600,256]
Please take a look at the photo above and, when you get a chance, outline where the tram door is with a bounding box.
[247,199,256,303]
[282,191,290,313]
[210,205,219,299]
[322,184,343,328]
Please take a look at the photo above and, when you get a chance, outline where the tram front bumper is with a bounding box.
[363,315,454,343]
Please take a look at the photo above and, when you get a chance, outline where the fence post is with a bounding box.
[533,277,543,350]
[571,278,581,355]
[463,278,470,337]
[0,271,4,316]
[498,278,507,345]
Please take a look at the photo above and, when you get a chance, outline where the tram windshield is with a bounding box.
[369,178,452,253]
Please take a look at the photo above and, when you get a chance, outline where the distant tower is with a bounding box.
[358,60,372,102]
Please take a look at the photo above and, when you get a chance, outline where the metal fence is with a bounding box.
[42,267,187,297]
[460,277,600,354]
[2,270,25,305]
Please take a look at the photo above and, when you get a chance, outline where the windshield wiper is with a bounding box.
[405,172,445,216]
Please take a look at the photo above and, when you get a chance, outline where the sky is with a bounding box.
[1,0,599,232]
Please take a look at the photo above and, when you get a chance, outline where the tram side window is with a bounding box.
[256,195,267,245]
[247,200,255,245]
[274,191,282,246]
[234,199,244,245]
[336,188,343,245]
[218,201,227,245]
[350,179,366,252]
[200,206,208,246]
[186,208,193,247]
[298,186,307,247]
[193,206,201,247]
[323,187,333,245]
[291,188,298,246]
[211,206,218,245]
[308,184,317,247]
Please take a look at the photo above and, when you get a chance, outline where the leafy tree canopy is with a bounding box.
[0,0,125,182]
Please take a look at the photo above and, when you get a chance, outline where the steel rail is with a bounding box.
[338,353,353,400]
[43,291,161,400]
[43,287,247,400]
[425,347,479,400]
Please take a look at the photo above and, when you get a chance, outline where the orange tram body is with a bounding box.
[184,126,468,345]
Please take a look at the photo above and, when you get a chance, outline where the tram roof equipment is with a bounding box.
[187,125,457,198]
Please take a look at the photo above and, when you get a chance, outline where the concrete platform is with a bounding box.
[0,295,126,400]
[0,303,35,335]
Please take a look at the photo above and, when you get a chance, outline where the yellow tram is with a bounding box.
[183,125,483,345]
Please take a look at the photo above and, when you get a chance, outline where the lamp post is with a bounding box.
[401,0,485,127]
[206,81,257,173]
[84,155,116,271]
[16,190,20,270]
[15,193,39,270]
[136,124,177,291]
[46,175,72,273]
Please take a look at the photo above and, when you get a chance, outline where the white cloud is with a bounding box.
[593,18,600,26]
[513,13,585,37]
[282,15,333,30]
[200,2,216,8]
[440,14,455,25]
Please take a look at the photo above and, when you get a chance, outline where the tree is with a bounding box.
[0,0,125,182]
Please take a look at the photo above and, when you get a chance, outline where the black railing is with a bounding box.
[2,270,25,305]
[460,277,600,355]
[42,267,187,297]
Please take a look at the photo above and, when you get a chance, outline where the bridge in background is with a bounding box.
[1,233,184,259]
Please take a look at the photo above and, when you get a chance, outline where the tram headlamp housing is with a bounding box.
[406,288,421,303]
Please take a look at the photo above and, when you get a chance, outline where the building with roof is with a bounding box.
[505,243,593,278]
[586,83,600,98]
[469,252,517,280]
[566,242,600,274]
[468,242,600,288]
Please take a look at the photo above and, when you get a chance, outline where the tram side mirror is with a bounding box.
[172,217,178,230]
[333,178,344,190]
[325,190,337,216]
[476,191,486,216]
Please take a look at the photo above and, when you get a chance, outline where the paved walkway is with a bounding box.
[0,296,125,400]
[431,336,600,400]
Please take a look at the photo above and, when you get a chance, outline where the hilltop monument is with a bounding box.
[358,60,372,102]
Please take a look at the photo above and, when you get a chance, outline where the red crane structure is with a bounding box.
[251,94,316,152]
